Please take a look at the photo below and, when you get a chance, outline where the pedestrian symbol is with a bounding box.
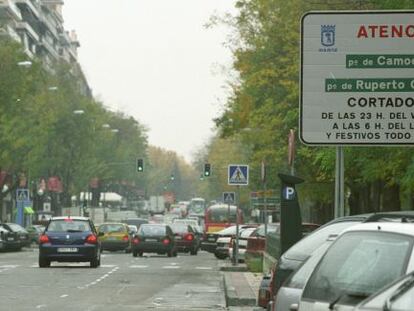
[223,192,235,204]
[228,165,249,186]
[16,188,29,202]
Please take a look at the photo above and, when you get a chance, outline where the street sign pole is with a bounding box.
[334,146,345,218]
[262,160,268,235]
[235,185,240,266]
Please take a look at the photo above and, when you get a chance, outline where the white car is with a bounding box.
[228,227,257,262]
[298,222,414,311]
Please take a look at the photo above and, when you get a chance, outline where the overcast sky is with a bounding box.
[63,1,236,162]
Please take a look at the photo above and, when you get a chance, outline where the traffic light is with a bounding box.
[137,158,144,172]
[204,163,211,177]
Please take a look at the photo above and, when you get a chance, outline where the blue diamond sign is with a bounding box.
[228,165,249,186]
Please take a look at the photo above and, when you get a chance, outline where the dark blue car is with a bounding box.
[38,216,102,268]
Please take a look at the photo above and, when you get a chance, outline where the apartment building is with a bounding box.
[0,0,90,96]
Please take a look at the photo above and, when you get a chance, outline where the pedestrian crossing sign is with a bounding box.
[16,188,29,202]
[228,165,249,186]
[223,192,236,204]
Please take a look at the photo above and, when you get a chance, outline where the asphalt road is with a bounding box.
[0,247,226,311]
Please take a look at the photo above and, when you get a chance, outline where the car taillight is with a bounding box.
[39,234,50,244]
[162,238,170,245]
[122,235,129,242]
[85,234,97,244]
[132,237,140,244]
[184,234,194,241]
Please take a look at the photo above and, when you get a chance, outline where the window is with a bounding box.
[47,220,91,232]
[303,231,413,303]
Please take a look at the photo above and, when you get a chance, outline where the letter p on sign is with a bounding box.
[284,187,295,200]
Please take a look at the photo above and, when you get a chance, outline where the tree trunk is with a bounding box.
[382,184,401,212]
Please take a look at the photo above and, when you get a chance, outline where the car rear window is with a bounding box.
[47,219,91,232]
[171,223,189,233]
[139,225,166,236]
[303,231,413,303]
[99,224,127,233]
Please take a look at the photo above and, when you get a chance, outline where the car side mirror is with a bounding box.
[98,231,104,237]
[289,303,299,311]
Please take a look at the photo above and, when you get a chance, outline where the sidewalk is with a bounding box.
[222,263,263,308]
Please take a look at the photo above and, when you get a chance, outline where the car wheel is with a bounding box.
[139,252,143,257]
[167,250,173,257]
[173,250,178,257]
[133,250,138,257]
[39,258,50,268]
[90,257,99,268]
[190,247,198,256]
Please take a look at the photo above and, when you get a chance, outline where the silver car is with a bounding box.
[299,222,414,311]
[274,238,334,311]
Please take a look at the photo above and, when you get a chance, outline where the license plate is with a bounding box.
[208,237,215,241]
[174,236,182,240]
[57,248,78,253]
[7,237,14,241]
[107,237,117,241]
[145,239,157,242]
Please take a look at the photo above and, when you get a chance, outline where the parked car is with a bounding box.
[207,224,258,259]
[98,223,131,253]
[353,270,414,311]
[38,216,102,268]
[262,214,370,309]
[226,227,257,262]
[0,223,30,248]
[299,222,414,311]
[272,238,335,311]
[170,223,199,255]
[0,225,20,251]
[26,225,45,245]
[132,223,177,257]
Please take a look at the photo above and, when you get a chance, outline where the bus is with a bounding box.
[203,203,243,234]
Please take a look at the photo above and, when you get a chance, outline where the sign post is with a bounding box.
[300,11,414,217]
[16,188,30,226]
[228,164,249,265]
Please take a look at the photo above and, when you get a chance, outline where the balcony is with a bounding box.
[15,0,41,19]
[15,21,39,41]
[0,0,22,20]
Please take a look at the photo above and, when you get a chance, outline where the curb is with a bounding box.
[223,273,257,307]
[219,263,248,272]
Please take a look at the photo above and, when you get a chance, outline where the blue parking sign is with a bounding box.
[228,165,249,186]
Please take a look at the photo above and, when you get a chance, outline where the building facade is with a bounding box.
[0,0,90,96]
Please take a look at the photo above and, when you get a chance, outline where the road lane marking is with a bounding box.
[60,294,68,298]
[195,267,213,270]
[162,266,180,269]
[129,265,148,268]
[80,266,118,289]
[100,264,117,268]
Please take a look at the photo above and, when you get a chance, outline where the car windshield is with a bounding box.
[303,231,413,303]
[138,225,166,236]
[47,220,91,232]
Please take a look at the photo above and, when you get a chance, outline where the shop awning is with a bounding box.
[24,207,34,214]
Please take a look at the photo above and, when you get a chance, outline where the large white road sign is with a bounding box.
[300,11,414,145]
